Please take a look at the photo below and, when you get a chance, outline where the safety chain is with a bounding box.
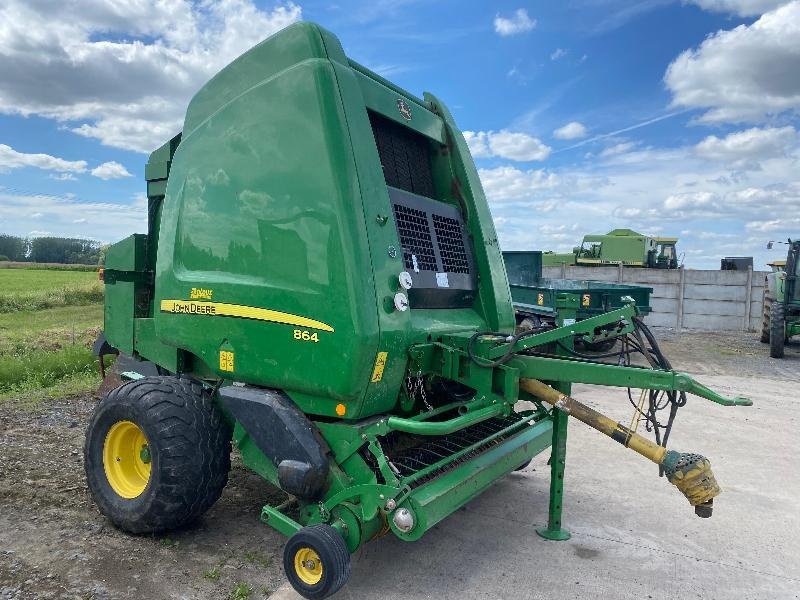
[405,369,432,411]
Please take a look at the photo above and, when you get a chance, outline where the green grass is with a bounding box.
[0,304,103,354]
[0,345,97,392]
[229,583,253,600]
[0,268,97,292]
[0,262,99,271]
[0,280,104,406]
[0,268,103,313]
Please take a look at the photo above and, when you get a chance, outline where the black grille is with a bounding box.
[393,204,437,271]
[433,214,470,274]
[369,112,435,198]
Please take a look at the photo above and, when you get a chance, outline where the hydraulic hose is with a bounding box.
[519,378,720,518]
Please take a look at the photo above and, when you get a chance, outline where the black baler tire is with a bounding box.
[769,301,786,359]
[84,375,232,534]
[760,292,771,343]
[284,524,352,600]
[515,459,532,471]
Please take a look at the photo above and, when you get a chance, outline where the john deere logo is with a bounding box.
[397,98,412,120]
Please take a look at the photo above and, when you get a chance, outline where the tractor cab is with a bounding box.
[654,237,679,269]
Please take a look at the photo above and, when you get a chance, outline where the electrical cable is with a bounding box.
[469,315,688,477]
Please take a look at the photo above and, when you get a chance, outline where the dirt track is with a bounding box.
[0,329,797,599]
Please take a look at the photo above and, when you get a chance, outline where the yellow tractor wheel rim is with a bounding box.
[102,420,151,499]
[294,547,323,585]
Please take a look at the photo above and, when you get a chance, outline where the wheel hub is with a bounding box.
[102,420,151,499]
[294,547,323,585]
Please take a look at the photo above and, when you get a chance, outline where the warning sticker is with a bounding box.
[219,350,235,372]
[371,351,388,383]
[582,294,591,307]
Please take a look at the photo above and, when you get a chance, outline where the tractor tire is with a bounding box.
[760,292,772,343]
[284,524,352,600]
[84,376,232,534]
[517,316,543,333]
[769,301,786,359]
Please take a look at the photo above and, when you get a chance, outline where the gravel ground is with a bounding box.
[0,328,796,599]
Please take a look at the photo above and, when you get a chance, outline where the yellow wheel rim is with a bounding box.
[102,420,151,499]
[293,547,323,586]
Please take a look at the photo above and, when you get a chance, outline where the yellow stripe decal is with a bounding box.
[159,300,334,332]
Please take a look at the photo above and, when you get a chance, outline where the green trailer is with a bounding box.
[504,251,652,349]
[87,23,750,599]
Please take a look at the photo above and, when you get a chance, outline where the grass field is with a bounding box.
[0,267,103,313]
[0,268,103,405]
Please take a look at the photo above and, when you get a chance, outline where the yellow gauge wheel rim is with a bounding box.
[294,547,323,586]
[102,420,151,499]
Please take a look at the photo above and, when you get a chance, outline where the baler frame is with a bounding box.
[250,299,749,550]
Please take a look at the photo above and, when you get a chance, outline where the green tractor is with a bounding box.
[761,239,800,358]
[87,23,750,599]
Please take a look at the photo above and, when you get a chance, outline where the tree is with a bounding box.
[29,237,101,264]
[0,234,28,261]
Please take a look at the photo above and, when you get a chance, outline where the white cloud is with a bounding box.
[494,9,536,36]
[685,0,790,16]
[91,161,133,180]
[0,190,147,243]
[553,121,587,140]
[478,166,560,201]
[550,48,568,61]
[0,1,302,153]
[600,141,637,157]
[694,126,797,169]
[478,130,800,268]
[463,130,551,161]
[0,144,87,174]
[665,2,800,123]
[50,173,78,181]
[746,217,800,231]
[664,190,722,211]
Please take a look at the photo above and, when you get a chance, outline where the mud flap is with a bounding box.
[218,386,330,500]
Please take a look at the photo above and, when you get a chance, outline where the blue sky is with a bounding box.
[1,0,798,268]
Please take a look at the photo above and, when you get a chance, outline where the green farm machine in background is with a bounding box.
[761,239,800,358]
[543,229,680,269]
[87,23,750,599]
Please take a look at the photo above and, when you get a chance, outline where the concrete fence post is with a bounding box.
[743,265,753,331]
[617,263,624,283]
[676,267,685,332]
[560,261,566,279]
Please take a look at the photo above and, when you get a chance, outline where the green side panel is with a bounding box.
[183,25,328,138]
[133,318,180,372]
[155,27,378,414]
[105,281,135,354]
[104,234,150,354]
[503,251,542,286]
[105,234,147,272]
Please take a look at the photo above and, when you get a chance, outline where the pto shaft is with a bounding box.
[519,378,720,517]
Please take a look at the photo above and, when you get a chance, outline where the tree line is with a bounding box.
[0,234,106,265]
